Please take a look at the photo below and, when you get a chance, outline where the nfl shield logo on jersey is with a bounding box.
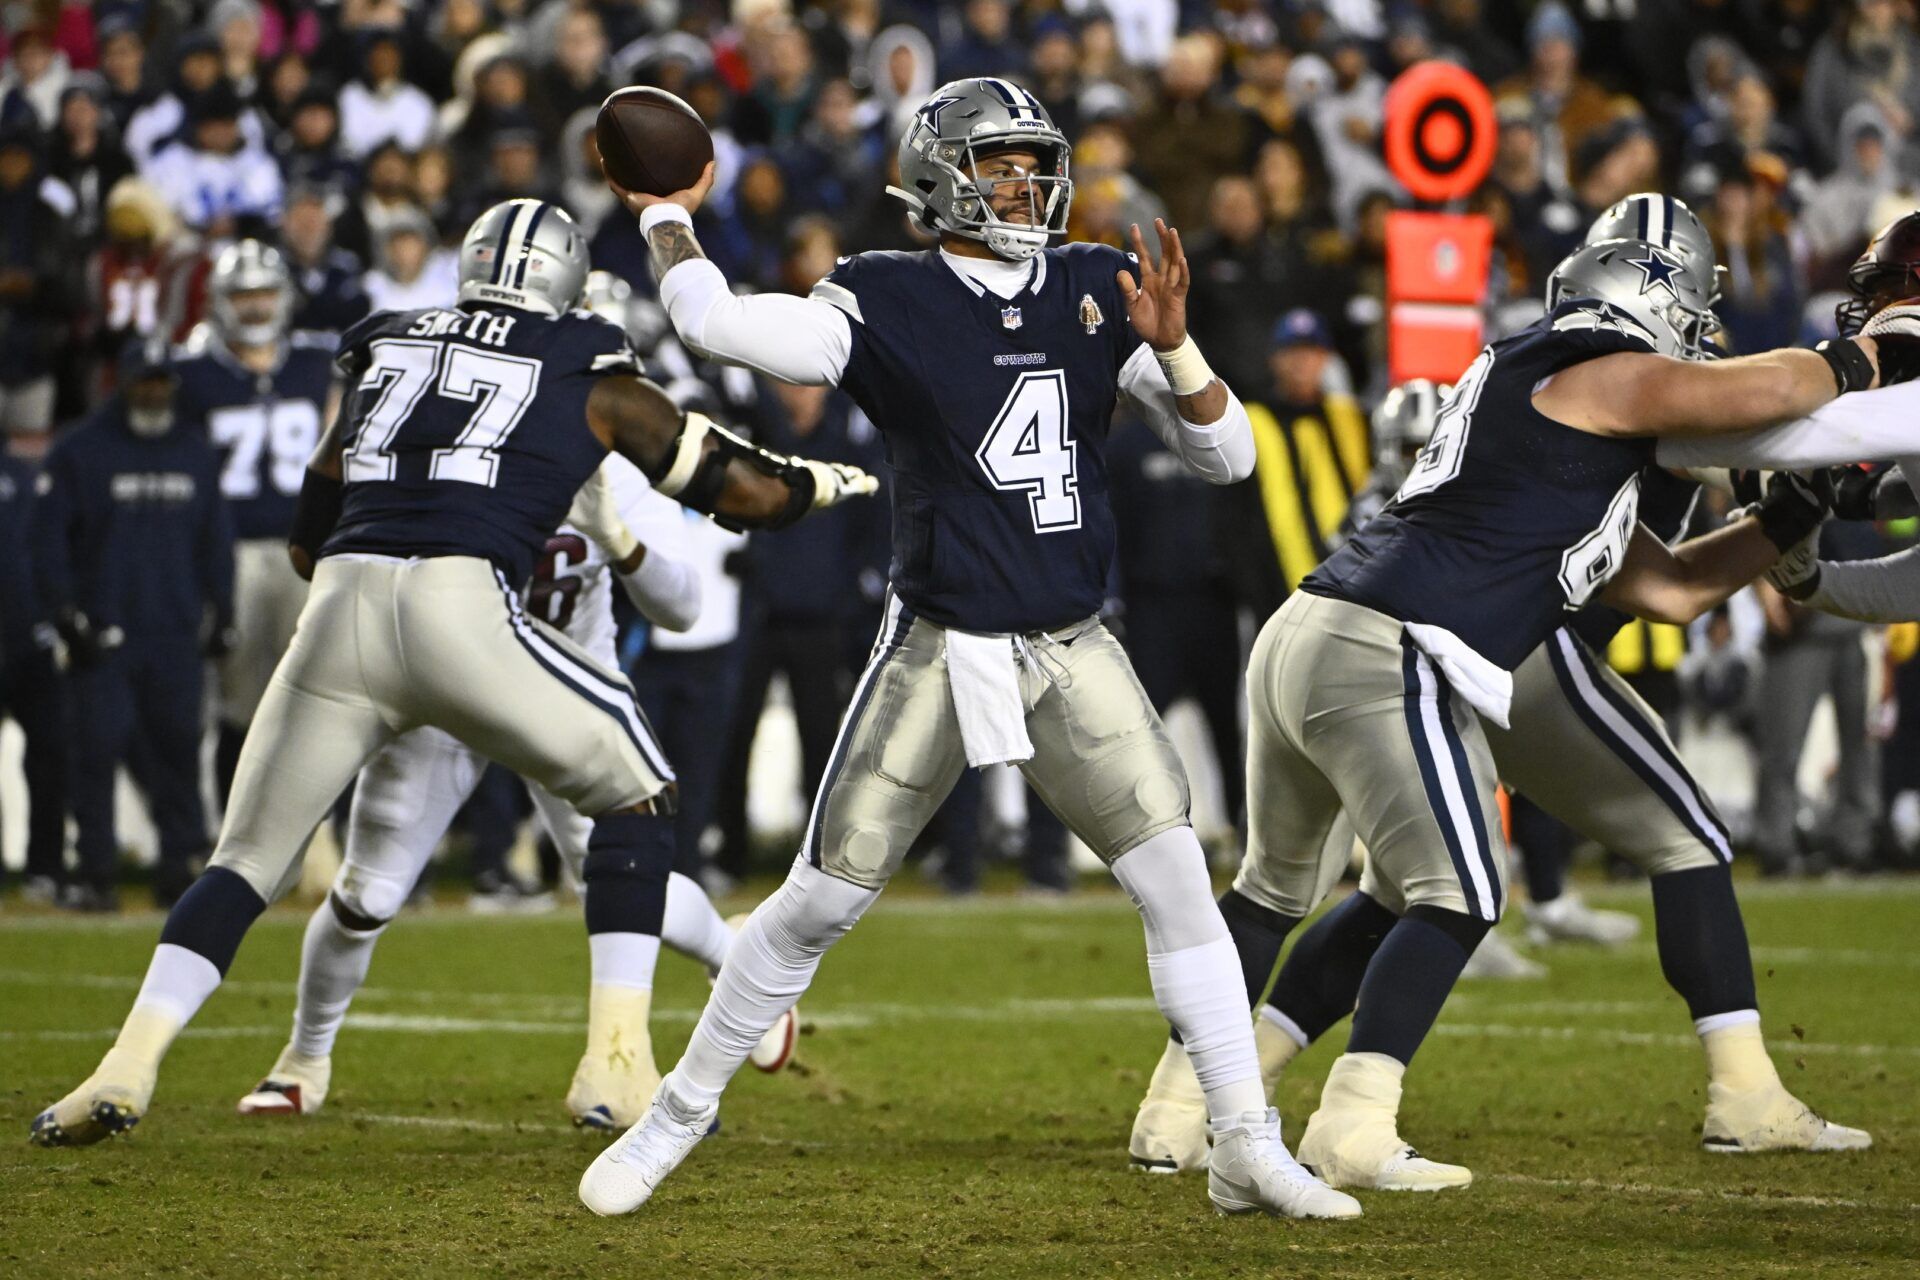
[1001,304,1023,330]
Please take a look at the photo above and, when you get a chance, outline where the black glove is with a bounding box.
[1871,334,1920,387]
[1750,471,1828,552]
[54,607,123,670]
[1729,468,1767,508]
[1817,462,1894,522]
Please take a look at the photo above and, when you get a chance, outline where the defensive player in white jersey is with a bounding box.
[32,200,875,1149]
[234,445,796,1130]
[578,78,1360,1222]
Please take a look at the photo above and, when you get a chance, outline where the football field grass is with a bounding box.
[2,875,1915,1278]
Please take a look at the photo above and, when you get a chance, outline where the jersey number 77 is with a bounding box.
[344,338,543,488]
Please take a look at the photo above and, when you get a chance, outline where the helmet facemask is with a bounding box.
[939,140,1072,261]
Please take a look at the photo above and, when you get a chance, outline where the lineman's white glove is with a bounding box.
[565,458,639,562]
[797,459,879,510]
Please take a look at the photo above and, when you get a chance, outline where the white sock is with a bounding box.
[662,871,733,974]
[1111,829,1264,1121]
[291,904,385,1060]
[672,861,877,1109]
[588,932,662,990]
[107,943,223,1074]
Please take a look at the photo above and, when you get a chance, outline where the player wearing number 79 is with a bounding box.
[31,198,877,1149]
[579,78,1363,1222]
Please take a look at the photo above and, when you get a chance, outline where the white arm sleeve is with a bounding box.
[647,209,851,386]
[1802,546,1920,623]
[613,465,703,632]
[1115,342,1256,484]
[1654,380,1920,470]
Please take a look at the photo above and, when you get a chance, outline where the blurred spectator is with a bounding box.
[0,115,77,441]
[1133,35,1255,231]
[259,52,314,131]
[1490,95,1585,291]
[779,77,884,218]
[447,50,535,177]
[530,7,611,138]
[1431,0,1522,85]
[48,78,133,247]
[275,86,357,198]
[940,0,1025,82]
[1803,103,1901,274]
[211,0,267,101]
[459,115,557,225]
[1574,116,1662,219]
[334,141,417,263]
[1803,0,1920,171]
[1027,18,1084,140]
[865,25,936,138]
[1306,33,1398,230]
[561,107,617,235]
[142,82,284,237]
[362,209,457,312]
[85,178,206,384]
[279,184,369,335]
[29,341,232,910]
[1187,174,1292,395]
[706,153,792,291]
[1707,155,1803,352]
[95,16,154,134]
[740,22,820,147]
[339,29,436,159]
[0,24,70,129]
[125,34,262,170]
[1497,2,1616,193]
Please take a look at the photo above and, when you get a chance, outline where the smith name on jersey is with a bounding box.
[174,334,336,541]
[323,304,639,584]
[812,243,1143,634]
[1304,298,1661,671]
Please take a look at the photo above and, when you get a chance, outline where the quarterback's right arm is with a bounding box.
[629,193,852,387]
[586,373,874,532]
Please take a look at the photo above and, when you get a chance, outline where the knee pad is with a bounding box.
[582,811,674,935]
[331,861,412,926]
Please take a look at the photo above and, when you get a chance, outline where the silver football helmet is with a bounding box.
[209,239,293,348]
[1373,379,1445,468]
[1585,191,1728,314]
[887,78,1072,262]
[458,199,590,316]
[582,269,670,354]
[1546,237,1719,360]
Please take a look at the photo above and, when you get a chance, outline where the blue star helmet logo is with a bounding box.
[917,95,963,132]
[1626,246,1683,298]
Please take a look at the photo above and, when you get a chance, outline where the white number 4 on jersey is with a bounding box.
[976,370,1080,533]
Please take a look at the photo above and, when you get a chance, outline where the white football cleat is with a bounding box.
[1208,1108,1362,1219]
[29,1062,155,1148]
[1459,930,1547,981]
[1297,1053,1472,1191]
[237,1045,331,1116]
[1129,1039,1210,1174]
[1702,1082,1872,1154]
[578,1075,717,1216]
[1525,893,1640,947]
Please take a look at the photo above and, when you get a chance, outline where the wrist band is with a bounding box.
[1153,335,1216,397]
[639,203,694,235]
[1815,338,1874,395]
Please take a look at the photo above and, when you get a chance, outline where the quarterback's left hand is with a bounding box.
[1117,219,1189,352]
[799,459,879,510]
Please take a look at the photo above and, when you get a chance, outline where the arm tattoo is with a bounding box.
[647,222,708,283]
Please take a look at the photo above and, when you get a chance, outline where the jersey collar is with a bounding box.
[938,247,1046,301]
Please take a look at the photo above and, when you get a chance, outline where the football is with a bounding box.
[594,86,713,197]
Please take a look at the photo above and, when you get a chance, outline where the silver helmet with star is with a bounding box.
[1545,237,1719,360]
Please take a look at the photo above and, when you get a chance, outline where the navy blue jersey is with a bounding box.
[28,406,234,637]
[0,452,39,650]
[816,243,1144,632]
[1304,299,1660,670]
[174,334,337,540]
[1565,466,1701,652]
[322,304,635,584]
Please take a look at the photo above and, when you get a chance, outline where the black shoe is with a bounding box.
[58,883,121,913]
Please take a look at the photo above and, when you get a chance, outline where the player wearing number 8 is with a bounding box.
[581,82,1366,1223]
[174,240,340,801]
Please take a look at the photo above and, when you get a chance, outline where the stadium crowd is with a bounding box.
[2,0,1919,913]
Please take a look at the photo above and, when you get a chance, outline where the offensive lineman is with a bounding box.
[1132,197,1870,1177]
[579,78,1359,1222]
[173,240,337,798]
[31,198,874,1148]
[1119,224,1912,1194]
[235,446,795,1130]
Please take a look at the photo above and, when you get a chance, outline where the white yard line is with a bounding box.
[1487,1172,1915,1214]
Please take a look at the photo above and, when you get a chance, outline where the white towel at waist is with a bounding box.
[1404,622,1513,729]
[944,629,1035,767]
